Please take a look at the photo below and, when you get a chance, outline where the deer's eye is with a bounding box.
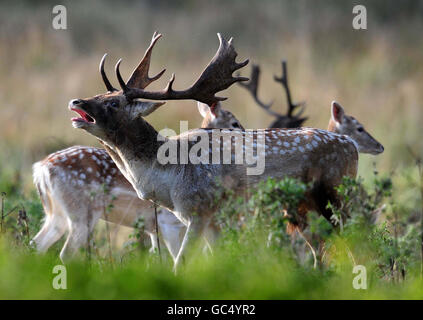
[357,127,364,132]
[111,101,118,108]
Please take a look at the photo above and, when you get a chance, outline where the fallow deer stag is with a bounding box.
[31,100,243,262]
[67,32,371,271]
[239,61,307,128]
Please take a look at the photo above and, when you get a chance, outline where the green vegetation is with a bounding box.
[0,164,422,299]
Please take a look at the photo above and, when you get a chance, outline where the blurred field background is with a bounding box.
[0,0,423,299]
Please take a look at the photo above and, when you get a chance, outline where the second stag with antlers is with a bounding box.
[69,32,361,271]
[239,61,307,128]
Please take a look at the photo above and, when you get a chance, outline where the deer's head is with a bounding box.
[69,32,248,144]
[197,102,244,129]
[69,92,165,141]
[329,101,384,155]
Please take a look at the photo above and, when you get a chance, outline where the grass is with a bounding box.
[0,233,422,299]
[0,227,423,299]
[0,166,422,299]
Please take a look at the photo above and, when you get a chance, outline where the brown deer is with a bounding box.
[31,146,183,261]
[67,32,376,271]
[31,100,243,262]
[239,61,307,128]
[296,100,384,266]
[328,101,383,155]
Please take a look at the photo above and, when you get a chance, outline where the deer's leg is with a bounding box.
[146,231,159,254]
[59,210,101,263]
[308,183,341,267]
[173,220,192,273]
[31,200,67,253]
[202,223,219,256]
[173,217,205,273]
[60,222,89,263]
[30,217,53,251]
[309,183,334,222]
[156,209,187,263]
[144,226,183,263]
[160,222,185,263]
[295,228,318,269]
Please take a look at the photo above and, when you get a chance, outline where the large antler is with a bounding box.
[238,64,281,117]
[99,32,165,92]
[274,60,306,119]
[115,33,249,106]
[126,32,166,89]
[99,54,117,92]
[238,60,307,128]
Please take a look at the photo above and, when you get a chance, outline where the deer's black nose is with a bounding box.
[70,99,83,106]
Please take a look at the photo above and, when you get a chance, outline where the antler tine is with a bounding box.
[126,32,166,89]
[274,60,303,117]
[292,101,307,117]
[122,33,249,106]
[164,73,176,93]
[99,53,117,92]
[238,64,259,97]
[238,64,281,117]
[188,33,249,104]
[115,59,129,93]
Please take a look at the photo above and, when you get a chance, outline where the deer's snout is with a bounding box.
[371,142,384,155]
[69,99,84,106]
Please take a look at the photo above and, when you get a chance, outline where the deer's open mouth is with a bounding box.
[70,108,95,124]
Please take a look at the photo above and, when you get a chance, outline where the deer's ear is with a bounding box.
[126,101,166,118]
[197,102,210,118]
[209,102,222,118]
[331,101,345,124]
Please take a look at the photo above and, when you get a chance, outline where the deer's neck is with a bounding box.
[102,118,158,184]
[101,118,179,209]
[327,119,337,133]
[106,117,160,162]
[201,113,214,128]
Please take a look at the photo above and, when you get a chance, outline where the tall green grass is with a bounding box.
[0,166,422,299]
[0,225,422,299]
